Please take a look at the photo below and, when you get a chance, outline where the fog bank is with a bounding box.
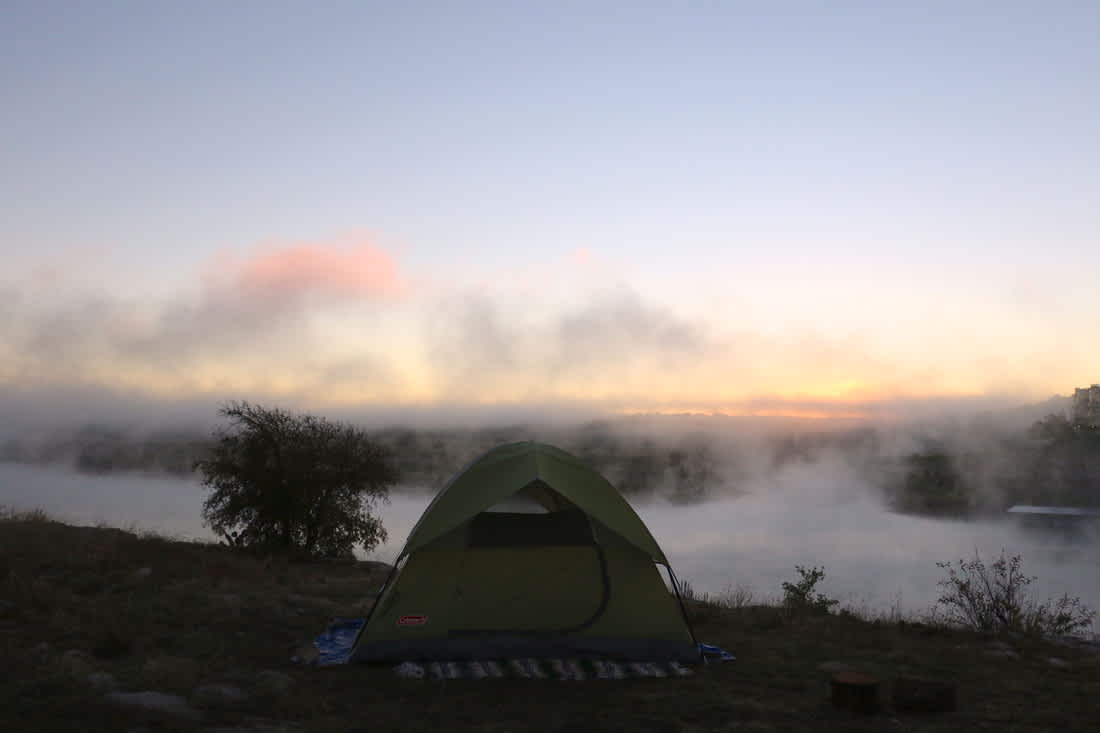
[2,462,1096,628]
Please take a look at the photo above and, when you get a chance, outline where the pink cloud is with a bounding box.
[215,235,407,303]
[566,247,593,267]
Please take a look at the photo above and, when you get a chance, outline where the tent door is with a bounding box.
[449,546,608,635]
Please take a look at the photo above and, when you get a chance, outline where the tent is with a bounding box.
[350,441,699,663]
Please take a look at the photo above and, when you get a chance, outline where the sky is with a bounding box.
[2,1,1099,423]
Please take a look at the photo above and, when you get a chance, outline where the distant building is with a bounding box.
[1071,384,1100,427]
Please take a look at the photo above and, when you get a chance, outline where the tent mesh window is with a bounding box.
[467,509,595,548]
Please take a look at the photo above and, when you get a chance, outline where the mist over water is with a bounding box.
[0,463,216,541]
[2,461,1097,627]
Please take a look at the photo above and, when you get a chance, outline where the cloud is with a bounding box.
[0,233,1066,424]
[0,236,418,394]
[553,292,707,367]
[422,289,718,402]
[207,234,408,304]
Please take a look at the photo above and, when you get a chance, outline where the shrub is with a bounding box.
[196,401,398,559]
[934,550,1096,636]
[781,565,838,614]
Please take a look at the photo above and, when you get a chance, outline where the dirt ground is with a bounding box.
[2,512,1097,732]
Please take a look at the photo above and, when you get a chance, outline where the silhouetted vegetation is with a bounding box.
[934,550,1096,636]
[1025,414,1100,507]
[195,402,397,559]
[780,565,839,614]
[4,401,1099,518]
[895,452,973,516]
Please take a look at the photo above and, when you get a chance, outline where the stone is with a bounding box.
[59,649,92,678]
[192,683,247,707]
[1046,657,1070,669]
[132,567,153,581]
[983,648,1019,661]
[0,599,16,617]
[104,691,201,720]
[817,660,852,673]
[87,671,119,691]
[255,669,295,695]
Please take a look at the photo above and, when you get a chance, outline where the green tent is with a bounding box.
[351,441,699,663]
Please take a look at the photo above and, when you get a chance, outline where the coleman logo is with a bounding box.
[397,615,428,626]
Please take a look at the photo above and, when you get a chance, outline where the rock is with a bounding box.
[104,691,201,720]
[987,640,1014,652]
[255,669,295,695]
[817,660,852,673]
[0,599,16,617]
[132,567,153,581]
[1047,657,1070,669]
[892,677,958,714]
[60,649,92,678]
[192,683,247,708]
[983,648,1019,661]
[87,671,119,691]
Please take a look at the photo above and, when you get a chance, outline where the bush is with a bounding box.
[781,565,838,614]
[934,550,1096,636]
[196,401,398,559]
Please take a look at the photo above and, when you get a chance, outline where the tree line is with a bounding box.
[3,408,1098,518]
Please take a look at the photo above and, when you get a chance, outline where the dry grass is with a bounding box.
[2,510,1098,732]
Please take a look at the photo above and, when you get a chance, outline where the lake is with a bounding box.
[2,461,1097,625]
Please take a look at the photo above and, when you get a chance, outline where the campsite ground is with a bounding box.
[2,512,1098,733]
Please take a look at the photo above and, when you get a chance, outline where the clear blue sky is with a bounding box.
[2,1,1098,415]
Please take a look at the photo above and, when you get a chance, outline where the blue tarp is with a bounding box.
[699,642,736,662]
[309,617,734,667]
[313,617,365,666]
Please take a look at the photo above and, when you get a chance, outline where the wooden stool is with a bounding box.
[831,671,880,714]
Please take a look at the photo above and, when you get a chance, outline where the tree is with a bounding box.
[899,452,971,516]
[196,401,398,559]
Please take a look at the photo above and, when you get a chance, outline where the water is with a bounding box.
[2,461,1097,622]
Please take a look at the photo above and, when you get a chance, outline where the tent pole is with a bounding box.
[666,564,702,661]
[348,556,402,654]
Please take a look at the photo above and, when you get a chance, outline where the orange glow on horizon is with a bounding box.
[616,407,873,420]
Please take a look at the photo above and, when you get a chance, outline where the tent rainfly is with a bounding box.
[350,441,700,663]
